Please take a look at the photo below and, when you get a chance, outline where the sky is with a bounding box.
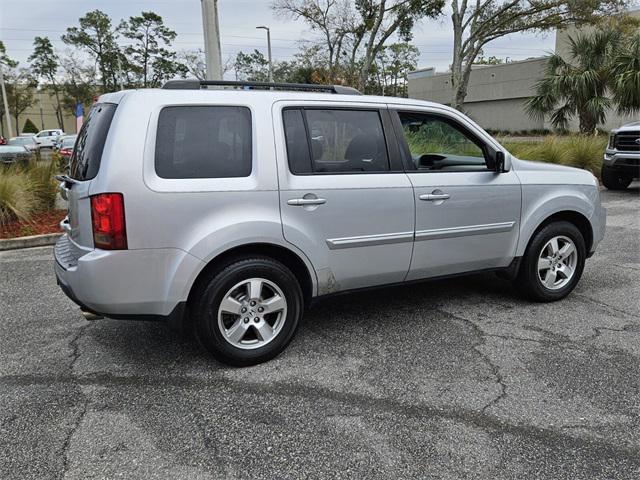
[0,0,569,75]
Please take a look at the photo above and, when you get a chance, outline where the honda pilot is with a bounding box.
[55,80,606,366]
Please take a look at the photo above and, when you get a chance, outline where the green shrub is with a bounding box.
[26,160,58,212]
[0,160,59,226]
[22,118,39,134]
[504,135,607,176]
[0,170,37,226]
[51,151,69,173]
[565,135,607,175]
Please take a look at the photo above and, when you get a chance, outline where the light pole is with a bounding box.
[256,26,273,83]
[0,62,13,137]
[201,0,223,80]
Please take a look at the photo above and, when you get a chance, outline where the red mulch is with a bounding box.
[0,210,66,239]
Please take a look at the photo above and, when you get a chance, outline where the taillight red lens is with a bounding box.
[90,193,127,250]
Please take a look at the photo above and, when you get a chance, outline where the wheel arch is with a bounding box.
[521,210,593,256]
[186,242,316,310]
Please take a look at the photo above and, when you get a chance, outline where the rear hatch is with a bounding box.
[60,103,117,250]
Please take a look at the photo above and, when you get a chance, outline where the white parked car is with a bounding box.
[34,129,65,148]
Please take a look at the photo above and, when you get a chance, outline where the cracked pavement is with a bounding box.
[1,185,639,479]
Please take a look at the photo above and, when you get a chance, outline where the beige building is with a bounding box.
[1,88,78,137]
[408,10,640,132]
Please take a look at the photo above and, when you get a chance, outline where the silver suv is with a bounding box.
[55,80,606,366]
[602,121,640,190]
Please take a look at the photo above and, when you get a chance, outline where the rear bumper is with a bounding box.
[54,235,203,320]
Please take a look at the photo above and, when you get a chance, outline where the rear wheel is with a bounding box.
[601,165,633,190]
[515,221,586,302]
[192,256,303,366]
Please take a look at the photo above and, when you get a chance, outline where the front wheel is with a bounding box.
[601,165,633,190]
[515,221,586,302]
[192,256,303,366]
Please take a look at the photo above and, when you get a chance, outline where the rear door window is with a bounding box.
[155,106,252,179]
[70,103,117,181]
[282,108,390,174]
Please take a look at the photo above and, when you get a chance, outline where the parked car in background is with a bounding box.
[53,134,77,152]
[0,145,32,165]
[57,135,77,162]
[34,129,64,149]
[8,135,38,153]
[54,80,606,366]
[603,121,640,190]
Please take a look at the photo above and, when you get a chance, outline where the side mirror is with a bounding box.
[494,151,505,173]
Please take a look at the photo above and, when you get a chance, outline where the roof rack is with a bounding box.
[162,79,361,95]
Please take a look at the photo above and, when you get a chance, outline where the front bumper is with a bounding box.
[603,150,640,177]
[54,234,203,319]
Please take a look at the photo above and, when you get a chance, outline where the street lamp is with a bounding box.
[256,26,273,83]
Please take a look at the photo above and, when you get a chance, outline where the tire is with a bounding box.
[515,221,586,302]
[192,256,303,366]
[601,165,633,190]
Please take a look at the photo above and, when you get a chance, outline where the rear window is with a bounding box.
[70,103,117,180]
[155,106,252,179]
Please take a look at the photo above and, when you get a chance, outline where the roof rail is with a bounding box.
[161,79,361,95]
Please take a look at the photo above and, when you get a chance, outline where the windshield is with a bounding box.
[61,138,76,148]
[70,103,116,180]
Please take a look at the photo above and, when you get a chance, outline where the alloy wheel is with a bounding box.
[217,277,287,349]
[537,235,578,290]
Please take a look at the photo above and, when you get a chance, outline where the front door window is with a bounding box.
[398,112,488,172]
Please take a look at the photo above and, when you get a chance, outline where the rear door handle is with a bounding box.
[287,198,327,206]
[419,193,450,201]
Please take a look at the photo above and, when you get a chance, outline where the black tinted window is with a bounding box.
[155,106,252,179]
[70,103,117,180]
[305,109,389,173]
[283,109,312,174]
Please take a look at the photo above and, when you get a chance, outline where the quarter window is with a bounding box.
[398,112,488,172]
[283,108,390,174]
[70,103,117,181]
[155,106,252,179]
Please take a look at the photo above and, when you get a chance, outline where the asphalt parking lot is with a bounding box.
[1,185,639,480]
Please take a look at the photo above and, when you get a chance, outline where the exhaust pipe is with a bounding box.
[81,310,104,321]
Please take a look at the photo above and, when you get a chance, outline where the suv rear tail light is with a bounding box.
[90,193,127,250]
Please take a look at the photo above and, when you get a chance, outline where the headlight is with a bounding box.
[608,133,615,149]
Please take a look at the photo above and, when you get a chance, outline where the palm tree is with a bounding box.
[610,33,640,116]
[526,30,623,134]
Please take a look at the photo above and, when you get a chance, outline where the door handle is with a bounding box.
[287,198,327,206]
[419,193,450,201]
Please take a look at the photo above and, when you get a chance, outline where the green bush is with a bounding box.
[26,160,58,212]
[0,170,37,226]
[504,135,607,177]
[565,135,607,174]
[0,160,59,226]
[22,118,39,134]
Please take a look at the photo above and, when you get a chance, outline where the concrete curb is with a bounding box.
[0,233,62,251]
